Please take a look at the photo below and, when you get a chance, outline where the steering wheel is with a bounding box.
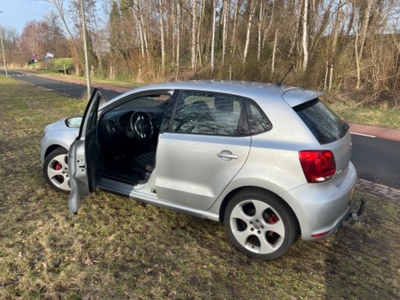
[129,112,154,141]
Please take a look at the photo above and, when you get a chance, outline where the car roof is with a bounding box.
[102,80,324,109]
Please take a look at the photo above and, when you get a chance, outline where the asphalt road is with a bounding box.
[351,134,399,189]
[2,70,400,189]
[2,70,121,101]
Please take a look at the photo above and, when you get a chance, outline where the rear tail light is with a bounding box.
[299,150,336,183]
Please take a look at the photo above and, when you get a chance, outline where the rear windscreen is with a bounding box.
[294,99,348,144]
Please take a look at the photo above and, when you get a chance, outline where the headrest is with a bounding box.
[214,96,233,112]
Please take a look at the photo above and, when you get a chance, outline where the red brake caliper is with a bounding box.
[267,213,278,238]
[268,215,278,224]
[54,162,63,180]
[55,162,62,171]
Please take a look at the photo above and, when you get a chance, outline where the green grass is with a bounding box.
[328,100,400,129]
[28,57,74,71]
[43,72,138,89]
[0,75,399,299]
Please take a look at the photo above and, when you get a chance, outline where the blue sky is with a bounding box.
[0,0,52,34]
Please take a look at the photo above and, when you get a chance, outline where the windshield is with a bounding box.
[111,94,170,111]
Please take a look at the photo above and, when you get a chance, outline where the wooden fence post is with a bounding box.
[329,64,334,92]
[110,64,115,80]
[138,64,142,82]
[324,61,329,90]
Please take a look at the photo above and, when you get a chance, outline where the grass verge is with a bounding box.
[0,75,399,299]
[328,101,400,130]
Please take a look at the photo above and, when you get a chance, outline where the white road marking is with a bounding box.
[351,132,376,138]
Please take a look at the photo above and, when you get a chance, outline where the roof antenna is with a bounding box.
[277,64,295,86]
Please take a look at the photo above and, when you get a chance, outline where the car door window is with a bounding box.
[172,91,248,136]
[77,90,102,139]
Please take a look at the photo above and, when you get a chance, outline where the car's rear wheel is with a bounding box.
[224,189,298,260]
[43,148,70,193]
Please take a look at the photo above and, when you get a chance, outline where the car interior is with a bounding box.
[98,93,170,185]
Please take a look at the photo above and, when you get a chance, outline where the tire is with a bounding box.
[224,189,298,260]
[43,148,70,193]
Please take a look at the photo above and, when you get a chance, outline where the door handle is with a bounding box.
[217,151,239,160]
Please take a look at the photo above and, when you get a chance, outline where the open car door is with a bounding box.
[68,88,102,214]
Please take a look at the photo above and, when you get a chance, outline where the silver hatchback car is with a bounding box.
[41,81,361,260]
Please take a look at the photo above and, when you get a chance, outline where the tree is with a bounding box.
[221,0,228,65]
[19,21,40,61]
[39,0,84,66]
[210,0,216,77]
[158,0,166,76]
[243,0,257,64]
[301,0,309,70]
[19,0,395,97]
[191,0,197,72]
[109,1,121,55]
[174,1,181,80]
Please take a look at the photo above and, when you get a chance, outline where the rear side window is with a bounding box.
[294,99,347,144]
[245,101,272,134]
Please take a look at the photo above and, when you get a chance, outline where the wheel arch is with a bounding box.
[218,186,301,234]
[45,145,68,159]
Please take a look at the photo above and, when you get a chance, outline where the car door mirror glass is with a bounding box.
[65,116,83,128]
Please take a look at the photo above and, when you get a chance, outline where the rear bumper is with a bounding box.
[308,189,355,240]
[313,196,367,240]
[280,162,359,240]
[313,198,367,240]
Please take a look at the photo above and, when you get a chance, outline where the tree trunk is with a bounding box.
[197,0,205,68]
[221,0,228,65]
[231,0,239,55]
[132,8,145,61]
[211,0,216,77]
[175,2,181,81]
[172,1,176,64]
[141,13,151,69]
[302,0,309,71]
[243,0,256,64]
[355,0,373,89]
[257,1,263,62]
[262,0,274,49]
[158,0,165,76]
[359,0,373,62]
[191,0,197,73]
[331,0,343,58]
[271,28,278,74]
[288,0,302,59]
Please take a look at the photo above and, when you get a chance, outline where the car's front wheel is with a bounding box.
[43,148,70,193]
[224,189,298,260]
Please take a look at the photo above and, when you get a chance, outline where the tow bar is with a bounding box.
[349,198,367,222]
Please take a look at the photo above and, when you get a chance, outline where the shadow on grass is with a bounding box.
[323,194,400,299]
